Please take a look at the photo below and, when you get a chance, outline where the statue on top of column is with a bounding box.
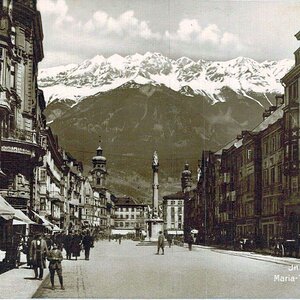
[152,151,159,167]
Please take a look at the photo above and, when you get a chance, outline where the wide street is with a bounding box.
[33,239,300,299]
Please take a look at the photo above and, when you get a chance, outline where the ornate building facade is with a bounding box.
[188,31,300,247]
[0,0,45,212]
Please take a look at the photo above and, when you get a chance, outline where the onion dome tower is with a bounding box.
[181,163,192,193]
[91,139,107,189]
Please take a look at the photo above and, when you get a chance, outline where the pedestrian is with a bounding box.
[167,235,172,248]
[26,234,34,268]
[47,243,65,290]
[29,233,48,280]
[70,231,82,260]
[188,234,193,251]
[82,230,94,260]
[63,232,72,260]
[118,235,122,245]
[156,231,165,255]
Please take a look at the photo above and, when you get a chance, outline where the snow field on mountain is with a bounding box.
[38,53,294,105]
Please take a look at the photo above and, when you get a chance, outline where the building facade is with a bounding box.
[187,31,300,247]
[0,0,45,213]
[113,196,146,237]
[162,191,184,236]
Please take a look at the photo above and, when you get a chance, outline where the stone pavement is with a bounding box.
[34,239,300,299]
[0,252,46,299]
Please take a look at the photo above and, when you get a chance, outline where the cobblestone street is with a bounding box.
[33,240,300,298]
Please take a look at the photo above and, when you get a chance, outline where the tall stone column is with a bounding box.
[152,151,159,217]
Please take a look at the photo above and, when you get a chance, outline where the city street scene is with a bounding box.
[0,0,300,298]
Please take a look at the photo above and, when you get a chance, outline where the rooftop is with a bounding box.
[163,191,185,200]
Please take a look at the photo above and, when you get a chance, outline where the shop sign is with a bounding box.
[2,145,31,155]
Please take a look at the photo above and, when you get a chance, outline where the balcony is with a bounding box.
[4,128,39,143]
[49,191,63,202]
[1,128,44,159]
[0,188,30,200]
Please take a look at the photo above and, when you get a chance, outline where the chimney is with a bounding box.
[275,94,284,107]
[263,109,271,120]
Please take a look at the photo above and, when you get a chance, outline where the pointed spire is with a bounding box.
[96,135,103,156]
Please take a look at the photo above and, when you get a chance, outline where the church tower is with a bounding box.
[181,163,192,193]
[91,140,107,190]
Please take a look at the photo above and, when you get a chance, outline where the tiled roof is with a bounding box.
[163,191,185,200]
[114,197,146,206]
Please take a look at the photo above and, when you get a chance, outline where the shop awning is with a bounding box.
[0,195,16,220]
[111,229,136,235]
[13,209,36,225]
[166,230,184,235]
[31,210,56,229]
[52,224,62,232]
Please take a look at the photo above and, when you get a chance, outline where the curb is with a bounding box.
[31,273,50,298]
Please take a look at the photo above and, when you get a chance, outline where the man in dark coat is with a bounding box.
[188,234,193,251]
[156,231,165,255]
[70,231,82,260]
[30,233,48,280]
[63,232,73,260]
[82,231,94,260]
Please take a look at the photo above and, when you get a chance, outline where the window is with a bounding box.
[292,178,298,193]
[270,167,275,185]
[291,144,298,161]
[279,133,284,148]
[97,178,100,185]
[247,148,253,161]
[264,141,269,156]
[39,169,46,181]
[289,80,298,102]
[263,169,269,186]
[278,165,282,184]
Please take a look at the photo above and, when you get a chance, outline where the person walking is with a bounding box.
[82,231,94,260]
[70,231,82,260]
[156,231,165,255]
[47,243,65,290]
[29,233,48,280]
[118,235,122,245]
[63,232,72,260]
[167,235,172,248]
[188,234,193,251]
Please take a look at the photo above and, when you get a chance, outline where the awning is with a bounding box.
[52,224,62,232]
[167,230,184,235]
[0,195,16,220]
[31,210,56,229]
[13,209,36,225]
[111,229,136,235]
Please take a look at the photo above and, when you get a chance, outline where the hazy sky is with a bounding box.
[37,0,300,68]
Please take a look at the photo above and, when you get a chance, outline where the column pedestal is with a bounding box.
[146,218,164,242]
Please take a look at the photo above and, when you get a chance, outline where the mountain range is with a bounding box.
[39,53,294,202]
[39,52,293,107]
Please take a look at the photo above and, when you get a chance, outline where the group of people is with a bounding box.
[156,231,195,254]
[26,230,95,290]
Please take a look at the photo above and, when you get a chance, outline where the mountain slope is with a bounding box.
[48,83,273,201]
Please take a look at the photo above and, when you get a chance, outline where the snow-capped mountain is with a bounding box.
[38,52,294,105]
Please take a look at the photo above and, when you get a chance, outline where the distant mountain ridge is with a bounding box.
[39,52,294,105]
